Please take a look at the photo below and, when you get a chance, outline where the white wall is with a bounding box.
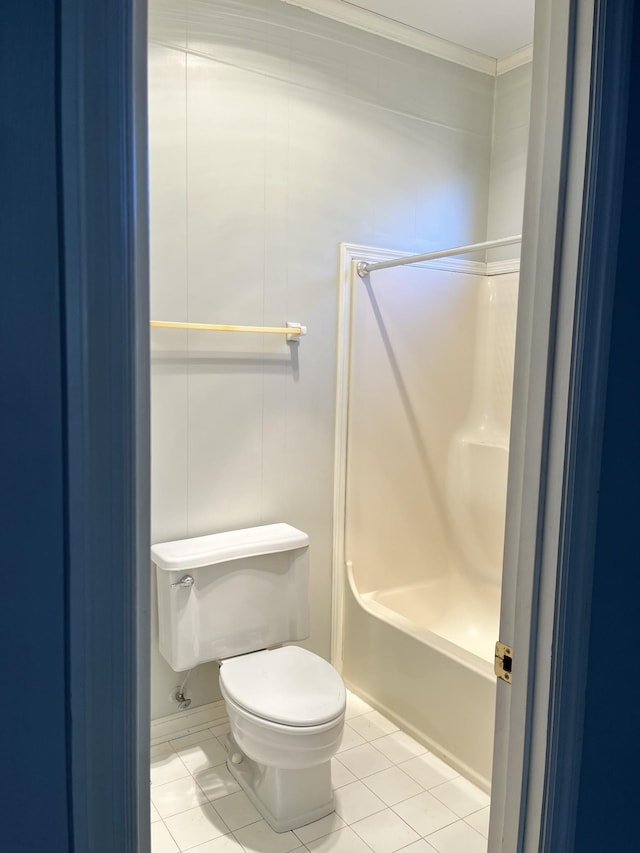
[487,63,533,260]
[148,0,498,719]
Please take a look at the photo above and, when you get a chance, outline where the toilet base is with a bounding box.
[223,735,335,833]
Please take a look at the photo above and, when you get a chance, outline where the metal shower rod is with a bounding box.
[356,234,522,277]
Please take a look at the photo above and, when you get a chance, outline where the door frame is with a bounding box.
[59,0,151,850]
[489,0,634,850]
[60,0,635,849]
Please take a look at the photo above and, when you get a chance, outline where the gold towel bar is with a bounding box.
[150,320,306,339]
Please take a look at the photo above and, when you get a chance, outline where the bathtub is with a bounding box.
[342,561,497,791]
[336,255,518,793]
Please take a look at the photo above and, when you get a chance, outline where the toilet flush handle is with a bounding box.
[171,574,194,589]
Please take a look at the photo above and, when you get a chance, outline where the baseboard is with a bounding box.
[151,699,228,745]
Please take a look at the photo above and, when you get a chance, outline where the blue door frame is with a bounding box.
[1,1,149,851]
[59,0,151,850]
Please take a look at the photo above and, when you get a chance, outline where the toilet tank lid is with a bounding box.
[151,523,309,571]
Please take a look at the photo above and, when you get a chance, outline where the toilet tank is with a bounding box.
[152,524,310,672]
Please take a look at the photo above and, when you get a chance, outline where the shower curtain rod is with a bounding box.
[356,234,522,277]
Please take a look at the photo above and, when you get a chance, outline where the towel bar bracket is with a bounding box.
[286,322,307,343]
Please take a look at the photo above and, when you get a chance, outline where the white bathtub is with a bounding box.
[343,561,497,791]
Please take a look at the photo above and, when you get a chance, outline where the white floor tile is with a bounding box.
[151,751,191,787]
[352,808,420,853]
[426,819,487,853]
[151,821,179,853]
[189,835,244,853]
[305,825,373,852]
[336,744,393,779]
[150,696,491,853]
[233,819,302,852]
[333,780,386,824]
[151,774,209,818]
[465,806,490,839]
[392,792,459,837]
[362,766,424,806]
[195,765,242,802]
[164,803,229,850]
[345,693,374,720]
[188,834,245,852]
[331,758,357,789]
[176,737,228,775]
[336,724,366,753]
[348,711,399,742]
[372,731,427,765]
[151,741,177,760]
[293,811,345,844]
[213,790,261,831]
[393,841,438,852]
[429,778,490,818]
[399,754,459,791]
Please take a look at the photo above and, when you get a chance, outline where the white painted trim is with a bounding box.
[150,699,228,744]
[487,258,521,276]
[488,0,612,848]
[330,244,353,674]
[497,44,534,76]
[279,0,497,75]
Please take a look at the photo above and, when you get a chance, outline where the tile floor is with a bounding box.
[150,691,490,853]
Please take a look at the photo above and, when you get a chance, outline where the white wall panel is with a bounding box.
[149,0,495,719]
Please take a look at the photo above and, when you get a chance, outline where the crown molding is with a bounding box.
[497,44,534,75]
[486,258,521,276]
[279,0,498,76]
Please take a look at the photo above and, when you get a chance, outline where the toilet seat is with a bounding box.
[219,646,345,727]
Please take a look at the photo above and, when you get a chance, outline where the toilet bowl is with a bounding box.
[151,523,346,833]
[219,646,346,831]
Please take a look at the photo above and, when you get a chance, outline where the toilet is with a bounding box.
[151,523,346,832]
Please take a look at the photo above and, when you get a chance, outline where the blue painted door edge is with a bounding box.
[540,1,636,850]
[59,0,150,850]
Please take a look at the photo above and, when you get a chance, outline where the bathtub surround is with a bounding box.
[335,245,518,788]
[148,0,530,719]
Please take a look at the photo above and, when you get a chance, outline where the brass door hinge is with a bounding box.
[495,641,513,683]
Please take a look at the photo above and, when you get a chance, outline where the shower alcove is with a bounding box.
[334,243,519,790]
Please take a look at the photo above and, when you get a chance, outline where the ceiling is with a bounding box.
[342,0,535,59]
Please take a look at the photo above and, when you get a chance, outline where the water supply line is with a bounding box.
[173,669,193,710]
